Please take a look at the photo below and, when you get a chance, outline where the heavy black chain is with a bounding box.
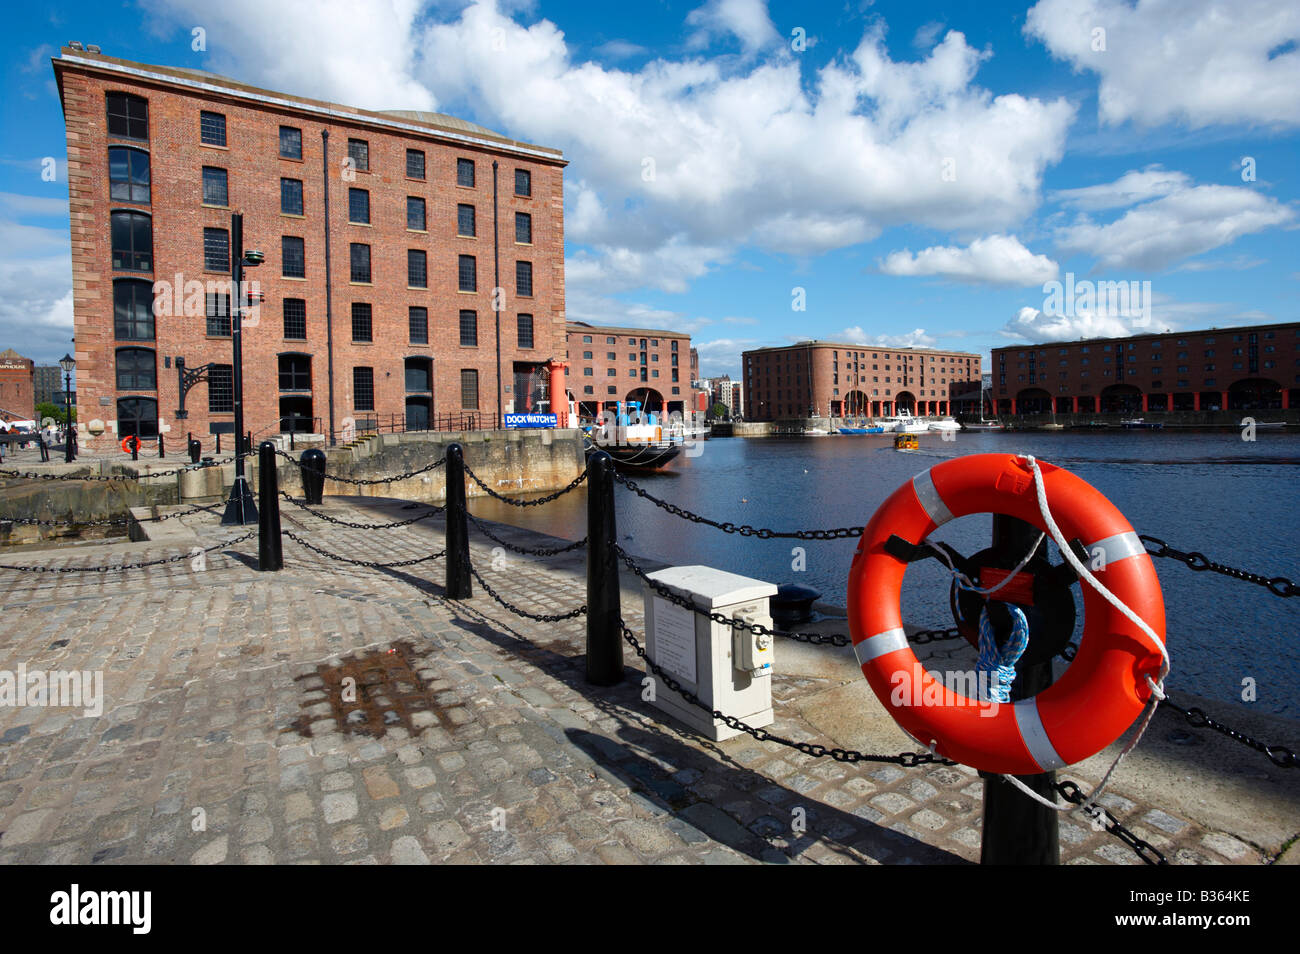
[462,462,588,507]
[618,618,949,767]
[0,500,225,528]
[1162,694,1296,768]
[464,510,587,557]
[464,557,587,622]
[273,449,446,486]
[0,531,256,573]
[0,457,237,482]
[280,492,445,529]
[1140,534,1298,597]
[282,529,446,569]
[1053,780,1167,865]
[614,472,863,539]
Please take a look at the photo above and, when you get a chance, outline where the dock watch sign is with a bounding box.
[504,413,557,428]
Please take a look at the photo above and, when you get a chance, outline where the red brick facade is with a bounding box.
[743,341,981,421]
[991,322,1300,414]
[0,350,36,423]
[54,49,566,451]
[562,322,695,419]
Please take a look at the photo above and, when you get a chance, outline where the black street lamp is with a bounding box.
[59,353,75,463]
[222,211,264,525]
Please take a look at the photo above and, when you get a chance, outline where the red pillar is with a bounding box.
[1070,396,1078,414]
[1193,392,1201,411]
[1011,398,1018,415]
[1284,389,1291,410]
[1141,393,1148,412]
[1220,391,1228,412]
[546,359,569,427]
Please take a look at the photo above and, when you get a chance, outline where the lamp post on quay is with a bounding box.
[59,353,75,463]
[222,211,264,525]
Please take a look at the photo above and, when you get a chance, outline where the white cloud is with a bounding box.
[1048,165,1191,210]
[913,21,946,49]
[878,234,1059,285]
[685,0,782,55]
[1026,0,1300,128]
[839,326,937,349]
[1003,305,1157,343]
[1054,184,1295,271]
[692,337,759,376]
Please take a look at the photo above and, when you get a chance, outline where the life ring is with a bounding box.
[847,453,1165,775]
[121,434,142,454]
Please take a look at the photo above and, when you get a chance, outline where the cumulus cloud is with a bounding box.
[1026,0,1300,127]
[878,234,1059,285]
[839,326,937,349]
[685,0,782,54]
[1048,165,1191,210]
[692,337,760,376]
[1003,305,1157,343]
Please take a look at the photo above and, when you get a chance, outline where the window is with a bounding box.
[516,314,534,349]
[205,292,231,337]
[607,352,616,360]
[584,386,594,395]
[353,367,375,411]
[405,358,432,392]
[113,279,154,340]
[200,111,226,146]
[516,260,533,297]
[202,166,228,206]
[115,347,156,390]
[347,138,369,172]
[108,147,150,203]
[409,306,428,344]
[459,310,478,346]
[203,227,230,271]
[279,126,302,160]
[282,236,305,278]
[275,354,311,391]
[207,364,233,413]
[458,204,476,237]
[408,249,427,288]
[461,369,479,408]
[407,196,426,231]
[607,368,616,376]
[583,351,593,359]
[515,212,532,244]
[111,211,152,271]
[106,92,148,140]
[608,386,617,395]
[458,255,476,292]
[406,149,425,180]
[457,158,475,187]
[348,188,370,224]
[515,168,531,196]
[283,298,306,339]
[350,243,371,283]
[351,303,372,342]
[583,368,593,376]
[281,178,304,215]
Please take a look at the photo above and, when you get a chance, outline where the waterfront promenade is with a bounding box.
[0,497,1294,865]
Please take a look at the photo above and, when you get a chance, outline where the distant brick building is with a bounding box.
[743,340,981,421]
[0,350,35,422]
[991,322,1300,414]
[34,365,67,408]
[562,321,695,418]
[706,375,743,418]
[53,47,567,448]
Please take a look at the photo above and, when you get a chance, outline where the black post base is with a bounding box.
[221,475,258,525]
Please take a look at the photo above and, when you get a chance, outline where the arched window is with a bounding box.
[115,347,156,391]
[108,147,150,203]
[110,210,152,272]
[113,279,155,340]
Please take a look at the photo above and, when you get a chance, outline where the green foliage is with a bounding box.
[35,402,74,425]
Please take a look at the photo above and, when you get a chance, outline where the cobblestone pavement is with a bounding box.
[0,496,1271,865]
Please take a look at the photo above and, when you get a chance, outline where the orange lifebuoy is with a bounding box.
[121,435,142,454]
[848,453,1165,775]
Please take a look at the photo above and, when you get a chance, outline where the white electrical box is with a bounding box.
[642,565,778,741]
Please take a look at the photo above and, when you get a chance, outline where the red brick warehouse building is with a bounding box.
[562,322,698,419]
[742,341,982,421]
[0,350,36,423]
[991,321,1300,415]
[53,47,567,450]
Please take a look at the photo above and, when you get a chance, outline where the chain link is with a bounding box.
[464,510,587,557]
[273,448,446,486]
[0,500,225,528]
[1161,694,1296,768]
[462,462,588,506]
[0,531,255,573]
[279,492,445,529]
[1140,534,1297,597]
[463,556,587,622]
[282,529,446,569]
[0,457,237,482]
[1053,780,1167,865]
[614,472,863,540]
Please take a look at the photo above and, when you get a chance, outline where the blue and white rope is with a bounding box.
[977,603,1029,703]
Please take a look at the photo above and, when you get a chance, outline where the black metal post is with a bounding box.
[300,448,326,504]
[223,212,257,525]
[158,433,164,458]
[63,373,74,463]
[188,434,200,464]
[130,437,138,461]
[257,441,283,571]
[980,513,1060,865]
[444,443,472,599]
[216,432,222,455]
[585,451,623,685]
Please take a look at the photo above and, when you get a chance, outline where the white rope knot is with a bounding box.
[1144,675,1166,701]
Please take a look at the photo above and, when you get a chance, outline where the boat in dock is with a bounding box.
[877,414,930,435]
[583,400,686,471]
[1120,418,1164,429]
[835,419,885,435]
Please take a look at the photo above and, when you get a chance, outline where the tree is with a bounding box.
[710,402,728,420]
[36,401,74,425]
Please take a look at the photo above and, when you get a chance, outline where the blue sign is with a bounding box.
[504,413,557,428]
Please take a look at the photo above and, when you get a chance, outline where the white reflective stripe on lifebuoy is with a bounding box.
[1085,531,1145,571]
[911,469,953,527]
[853,628,909,667]
[1012,697,1066,772]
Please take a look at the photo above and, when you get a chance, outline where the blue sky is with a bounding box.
[2,0,1297,376]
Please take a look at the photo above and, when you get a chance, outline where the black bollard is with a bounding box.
[980,513,1060,865]
[189,437,201,464]
[585,452,623,685]
[216,432,222,455]
[131,436,139,461]
[257,441,283,571]
[444,443,472,598]
[158,433,165,459]
[300,448,326,505]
